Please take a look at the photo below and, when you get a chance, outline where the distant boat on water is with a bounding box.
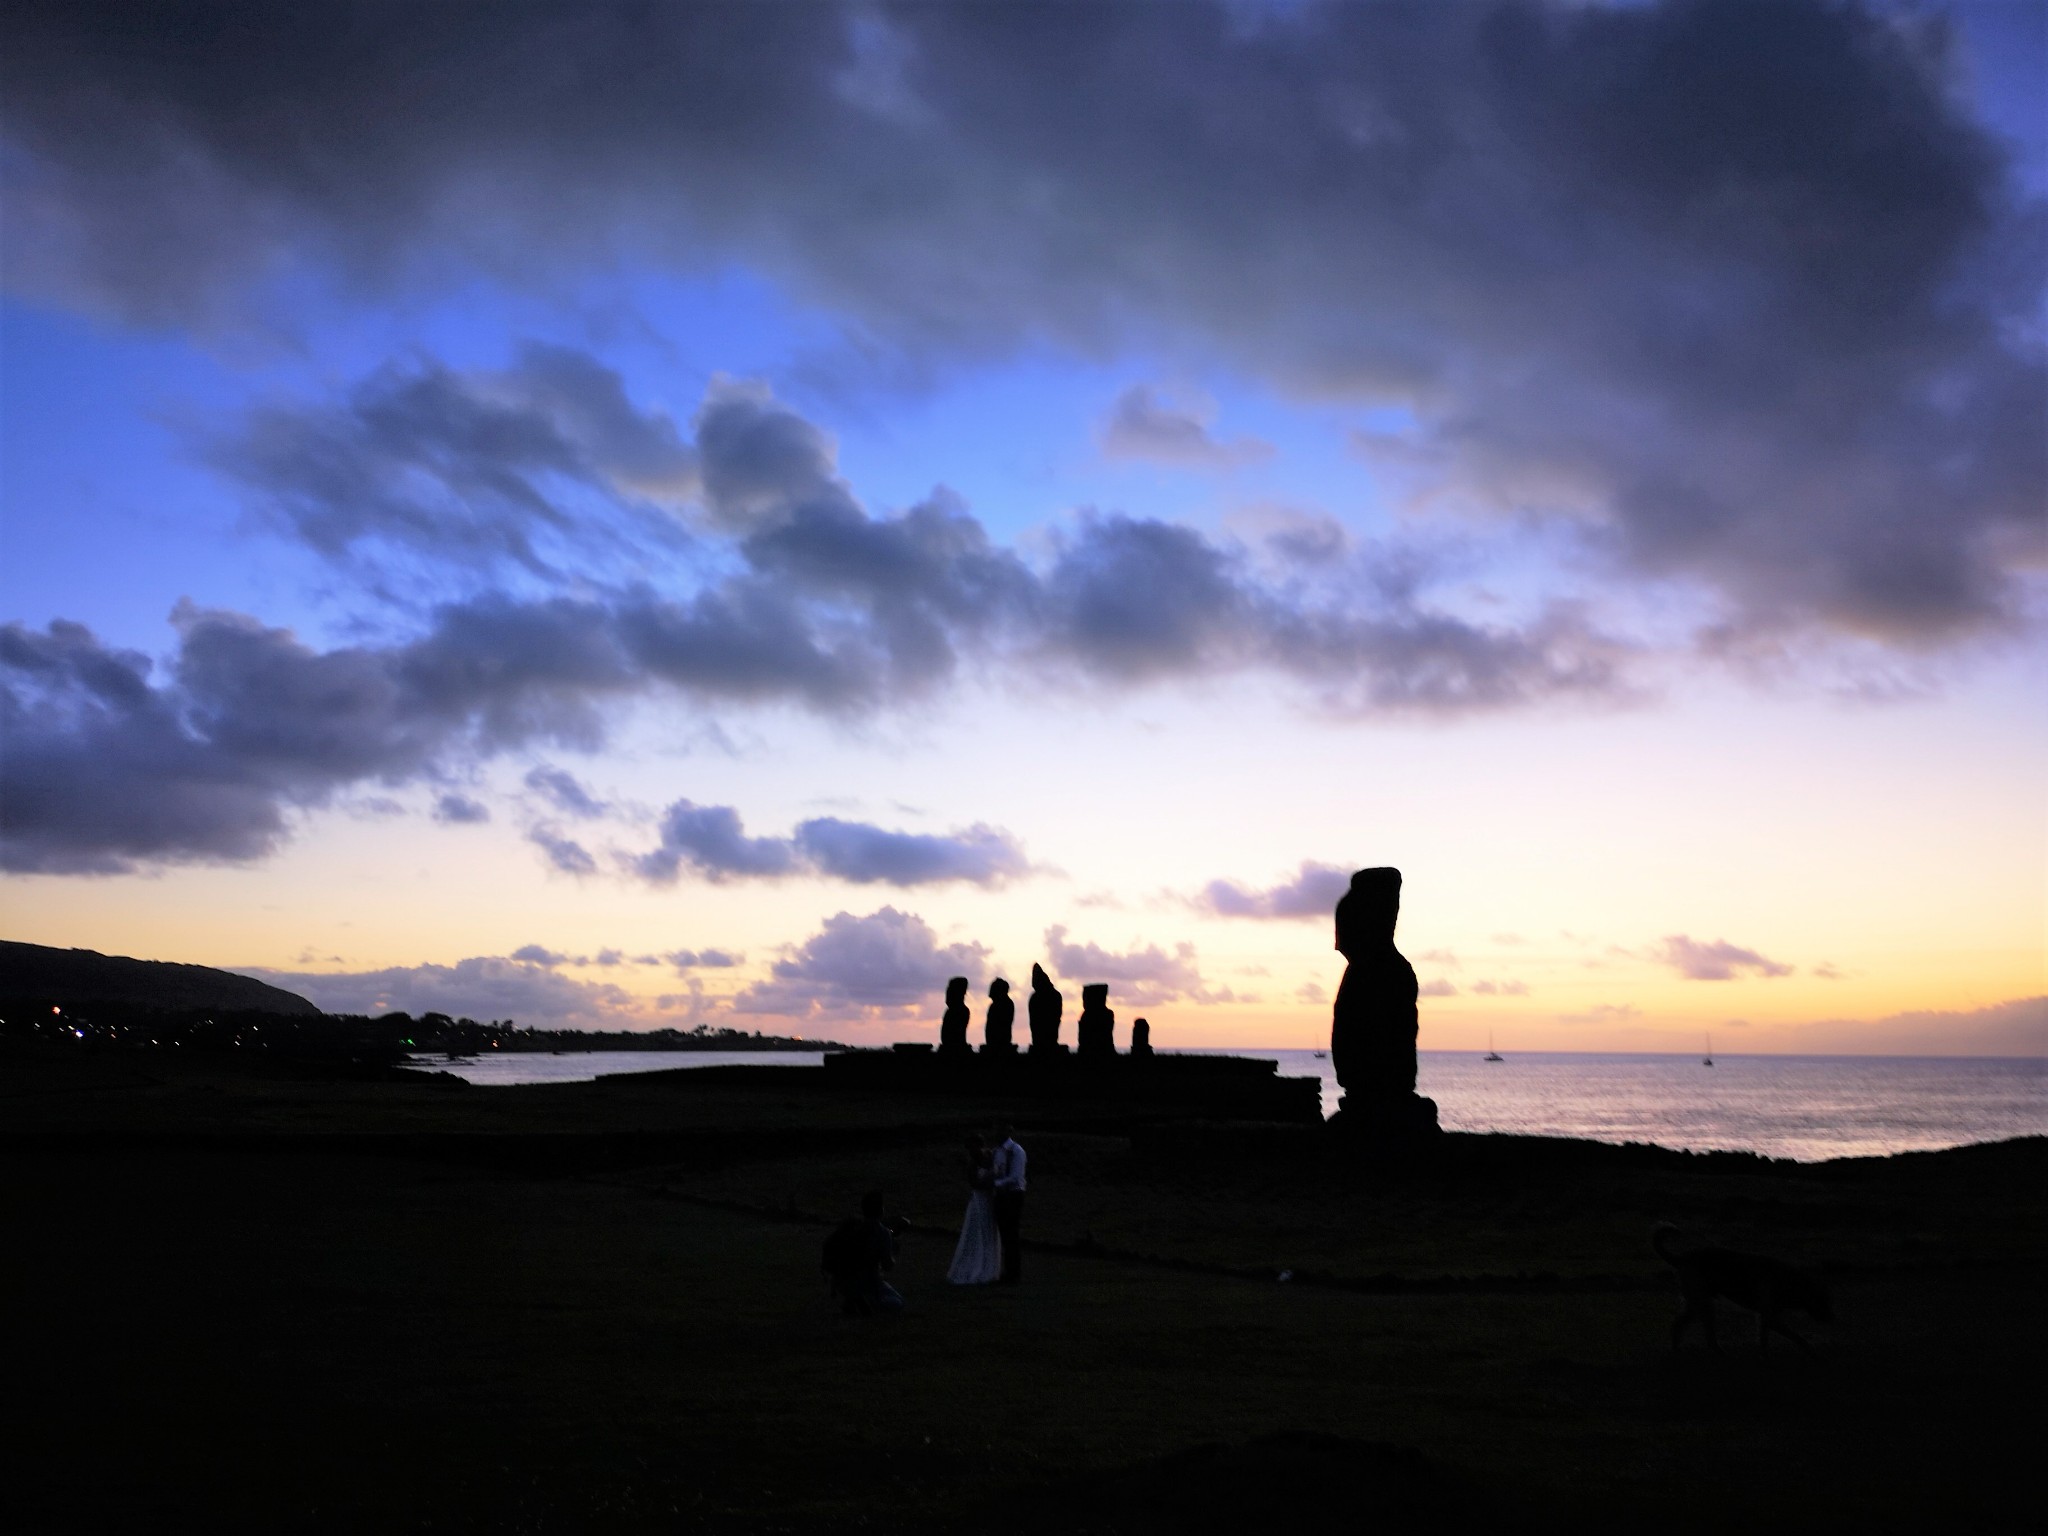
[1484,1030,1504,1062]
[1703,1034,1715,1067]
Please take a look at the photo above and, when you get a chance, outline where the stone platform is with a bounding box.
[820,1045,1323,1122]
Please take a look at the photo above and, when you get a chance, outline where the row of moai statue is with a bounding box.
[938,964,1152,1058]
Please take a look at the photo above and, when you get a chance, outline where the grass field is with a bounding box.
[3,1047,2041,1533]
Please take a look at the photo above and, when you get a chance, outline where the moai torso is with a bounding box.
[1027,965,1063,1052]
[939,977,972,1054]
[984,981,1015,1051]
[1077,983,1115,1058]
[1330,869,1419,1100]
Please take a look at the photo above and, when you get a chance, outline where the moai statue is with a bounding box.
[1130,1017,1152,1056]
[983,977,1016,1053]
[1330,867,1439,1140]
[1027,963,1064,1053]
[1076,983,1116,1059]
[938,975,972,1056]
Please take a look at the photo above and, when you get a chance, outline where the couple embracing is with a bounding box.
[947,1123,1025,1286]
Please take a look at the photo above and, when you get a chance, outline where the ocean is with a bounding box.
[403,1047,2043,1163]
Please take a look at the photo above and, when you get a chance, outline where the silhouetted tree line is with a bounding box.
[0,1000,840,1061]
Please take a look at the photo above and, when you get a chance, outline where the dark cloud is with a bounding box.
[215,344,696,577]
[730,906,990,1019]
[2,362,1632,875]
[1652,934,1795,981]
[793,818,1028,886]
[523,765,608,819]
[1100,385,1273,469]
[3,1,2038,644]
[1041,924,1229,1007]
[236,954,631,1029]
[432,791,490,824]
[628,799,1027,888]
[1197,861,1351,920]
[629,801,802,884]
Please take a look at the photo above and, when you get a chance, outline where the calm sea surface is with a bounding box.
[405,1048,2043,1163]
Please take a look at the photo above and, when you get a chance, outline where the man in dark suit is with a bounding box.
[990,1122,1027,1284]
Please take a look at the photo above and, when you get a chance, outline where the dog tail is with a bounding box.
[1651,1222,1684,1265]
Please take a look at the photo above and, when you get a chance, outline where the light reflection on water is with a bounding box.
[1244,1049,2045,1162]
[406,1048,2043,1163]
[405,1050,826,1086]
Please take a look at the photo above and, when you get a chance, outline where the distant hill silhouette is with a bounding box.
[0,941,321,1017]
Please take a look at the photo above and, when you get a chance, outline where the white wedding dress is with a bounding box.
[946,1187,1003,1284]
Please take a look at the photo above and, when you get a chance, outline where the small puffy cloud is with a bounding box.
[1296,981,1327,1004]
[1100,385,1273,470]
[731,907,990,1019]
[236,954,631,1030]
[1042,924,1229,1006]
[525,765,607,819]
[529,825,598,876]
[667,948,743,972]
[630,799,1027,888]
[1419,978,1459,998]
[1471,979,1530,997]
[1652,934,1794,982]
[510,943,568,967]
[432,791,490,824]
[1196,860,1351,920]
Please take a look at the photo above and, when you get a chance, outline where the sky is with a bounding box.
[1,0,2043,1055]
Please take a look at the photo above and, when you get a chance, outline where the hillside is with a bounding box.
[0,940,321,1017]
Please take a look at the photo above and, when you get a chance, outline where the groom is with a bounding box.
[990,1121,1027,1284]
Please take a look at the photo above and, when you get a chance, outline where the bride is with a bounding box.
[946,1135,1003,1285]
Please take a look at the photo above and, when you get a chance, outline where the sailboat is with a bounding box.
[1703,1033,1715,1067]
[1484,1030,1504,1062]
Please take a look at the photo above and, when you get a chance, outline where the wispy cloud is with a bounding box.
[1651,934,1794,982]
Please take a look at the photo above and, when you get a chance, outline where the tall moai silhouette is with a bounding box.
[1027,963,1064,1053]
[983,977,1016,1053]
[938,975,972,1056]
[1130,1017,1152,1055]
[1330,867,1439,1139]
[1076,982,1116,1058]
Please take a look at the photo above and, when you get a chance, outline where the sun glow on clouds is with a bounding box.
[1,1,2042,1054]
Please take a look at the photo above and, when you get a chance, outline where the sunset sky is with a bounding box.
[2,0,2042,1054]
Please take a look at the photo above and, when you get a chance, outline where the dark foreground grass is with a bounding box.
[3,1050,2042,1532]
[4,1141,2042,1534]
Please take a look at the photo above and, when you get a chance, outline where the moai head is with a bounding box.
[1031,963,1054,992]
[945,975,969,1007]
[1334,867,1401,959]
[1082,983,1109,1010]
[989,977,1010,1000]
